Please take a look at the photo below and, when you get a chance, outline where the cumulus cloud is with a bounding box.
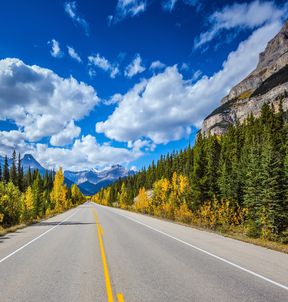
[194,0,284,49]
[128,139,156,151]
[49,39,63,58]
[150,60,166,70]
[0,131,32,156]
[0,58,99,142]
[96,21,282,144]
[50,120,81,146]
[125,54,145,78]
[112,0,147,23]
[67,46,82,63]
[88,53,119,78]
[35,135,142,171]
[64,1,89,35]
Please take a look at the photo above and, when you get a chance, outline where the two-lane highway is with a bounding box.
[0,202,287,301]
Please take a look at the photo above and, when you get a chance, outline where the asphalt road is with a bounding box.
[0,202,287,302]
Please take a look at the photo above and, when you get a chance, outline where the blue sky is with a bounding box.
[0,0,287,171]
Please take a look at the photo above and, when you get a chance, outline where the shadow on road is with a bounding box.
[33,221,96,227]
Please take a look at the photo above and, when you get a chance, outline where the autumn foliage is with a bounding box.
[0,158,85,230]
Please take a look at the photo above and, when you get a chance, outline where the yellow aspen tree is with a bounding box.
[175,202,193,224]
[119,183,128,209]
[135,187,150,213]
[21,186,34,222]
[50,168,67,213]
[152,178,170,216]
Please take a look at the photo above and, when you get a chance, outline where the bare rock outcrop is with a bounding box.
[202,21,288,135]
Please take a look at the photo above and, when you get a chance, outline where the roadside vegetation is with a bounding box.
[0,152,85,233]
[93,101,288,248]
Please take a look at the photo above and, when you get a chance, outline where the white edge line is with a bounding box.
[0,209,79,264]
[96,204,288,292]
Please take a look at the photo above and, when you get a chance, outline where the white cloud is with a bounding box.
[34,135,142,171]
[180,62,189,71]
[194,0,284,49]
[113,0,147,23]
[125,54,145,78]
[107,15,114,26]
[162,0,178,11]
[162,0,198,12]
[104,93,123,105]
[0,131,32,156]
[67,46,82,63]
[96,21,282,144]
[88,53,119,78]
[191,69,202,82]
[50,120,81,146]
[64,1,89,35]
[150,60,166,70]
[128,139,156,151]
[0,58,99,142]
[88,68,96,78]
[49,39,63,58]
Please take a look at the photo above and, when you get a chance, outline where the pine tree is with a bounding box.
[3,155,9,183]
[32,172,43,218]
[243,135,263,238]
[260,132,282,238]
[10,150,17,186]
[17,153,24,191]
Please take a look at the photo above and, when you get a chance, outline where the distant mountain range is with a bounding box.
[0,154,135,195]
[64,165,135,195]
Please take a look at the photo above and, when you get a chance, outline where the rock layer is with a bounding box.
[202,21,288,135]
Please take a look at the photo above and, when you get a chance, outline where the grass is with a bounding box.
[117,205,288,254]
[0,223,27,236]
[238,89,252,100]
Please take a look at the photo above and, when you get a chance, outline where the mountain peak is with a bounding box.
[202,21,288,136]
[23,154,36,161]
[64,164,135,195]
[257,20,288,70]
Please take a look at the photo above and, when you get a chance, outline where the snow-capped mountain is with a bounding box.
[0,154,134,195]
[64,165,135,195]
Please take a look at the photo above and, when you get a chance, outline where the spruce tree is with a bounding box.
[17,153,24,191]
[3,155,9,183]
[10,150,17,186]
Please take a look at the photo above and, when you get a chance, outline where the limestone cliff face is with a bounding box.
[202,21,288,135]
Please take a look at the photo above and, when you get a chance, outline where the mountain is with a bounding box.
[202,20,288,135]
[0,153,133,195]
[0,153,46,174]
[21,154,46,174]
[64,165,135,195]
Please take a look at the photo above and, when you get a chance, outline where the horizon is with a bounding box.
[0,0,287,172]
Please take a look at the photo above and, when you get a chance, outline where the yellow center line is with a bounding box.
[93,208,125,302]
[117,293,125,302]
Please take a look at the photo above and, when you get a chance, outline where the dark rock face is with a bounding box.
[202,21,288,135]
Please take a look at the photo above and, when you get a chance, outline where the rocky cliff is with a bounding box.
[202,21,288,135]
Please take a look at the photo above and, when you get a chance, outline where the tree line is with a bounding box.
[0,151,85,229]
[93,101,288,243]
